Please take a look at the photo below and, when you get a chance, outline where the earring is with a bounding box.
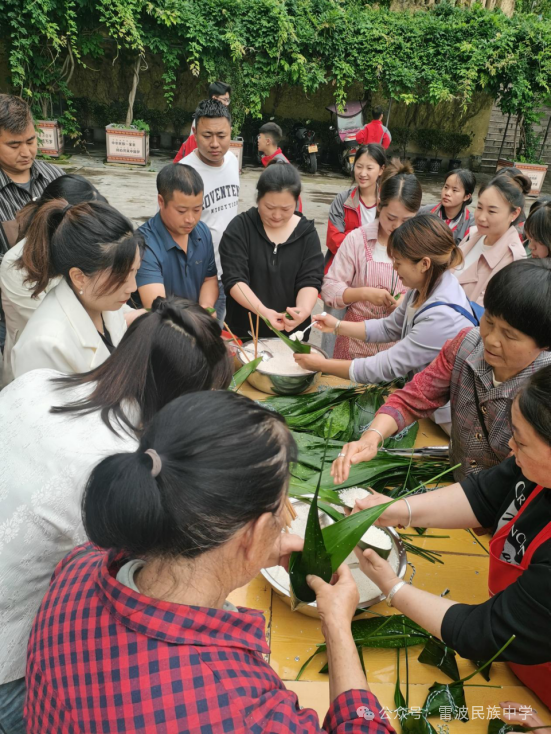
[79,290,83,295]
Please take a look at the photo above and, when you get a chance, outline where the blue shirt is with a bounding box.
[137,213,217,303]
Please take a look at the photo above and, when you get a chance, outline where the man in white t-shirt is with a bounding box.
[180,99,240,322]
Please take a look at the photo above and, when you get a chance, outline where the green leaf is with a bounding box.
[262,316,311,353]
[400,715,437,733]
[472,659,492,681]
[395,648,406,711]
[230,357,263,391]
[418,638,460,681]
[487,718,528,734]
[423,681,469,721]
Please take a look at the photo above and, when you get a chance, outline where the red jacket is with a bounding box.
[325,186,361,272]
[173,132,197,163]
[356,119,391,149]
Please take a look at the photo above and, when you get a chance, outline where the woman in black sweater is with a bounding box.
[349,364,551,708]
[220,164,324,340]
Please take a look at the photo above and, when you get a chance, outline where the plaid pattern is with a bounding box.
[25,544,393,734]
[380,327,551,480]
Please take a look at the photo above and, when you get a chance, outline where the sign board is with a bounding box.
[36,121,64,157]
[106,126,149,166]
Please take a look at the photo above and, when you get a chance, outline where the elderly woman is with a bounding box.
[332,260,551,484]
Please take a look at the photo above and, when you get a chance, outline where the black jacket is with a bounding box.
[220,207,324,340]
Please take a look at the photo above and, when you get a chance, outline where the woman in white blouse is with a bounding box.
[11,199,143,379]
[0,174,108,385]
[0,298,233,728]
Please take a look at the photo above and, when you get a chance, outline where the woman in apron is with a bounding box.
[346,363,551,707]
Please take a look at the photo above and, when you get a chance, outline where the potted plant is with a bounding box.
[35,118,65,158]
[442,131,474,171]
[171,107,190,151]
[412,128,433,173]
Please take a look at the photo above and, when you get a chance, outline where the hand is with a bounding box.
[123,308,147,327]
[294,353,327,372]
[265,533,303,571]
[330,436,380,485]
[353,490,409,528]
[283,306,307,331]
[307,563,359,630]
[500,702,550,733]
[262,307,286,331]
[355,548,400,597]
[363,287,397,310]
[311,313,338,333]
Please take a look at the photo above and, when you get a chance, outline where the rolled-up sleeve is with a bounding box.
[295,230,324,293]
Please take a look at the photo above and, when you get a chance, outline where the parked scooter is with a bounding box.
[287,122,319,173]
[326,101,366,175]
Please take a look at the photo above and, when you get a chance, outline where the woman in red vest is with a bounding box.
[349,363,551,708]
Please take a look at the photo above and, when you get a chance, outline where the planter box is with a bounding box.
[496,159,548,197]
[106,125,149,166]
[36,120,64,158]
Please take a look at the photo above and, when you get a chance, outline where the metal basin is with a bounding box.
[237,338,328,395]
[261,497,407,618]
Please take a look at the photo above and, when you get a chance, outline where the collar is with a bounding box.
[98,551,270,654]
[53,279,118,352]
[463,227,519,269]
[261,148,283,166]
[344,186,360,211]
[363,218,380,242]
[151,211,201,253]
[0,160,46,192]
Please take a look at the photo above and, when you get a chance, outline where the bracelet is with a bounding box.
[365,427,384,448]
[386,580,407,608]
[334,319,342,335]
[402,498,413,528]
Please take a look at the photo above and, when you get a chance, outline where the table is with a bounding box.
[231,375,550,732]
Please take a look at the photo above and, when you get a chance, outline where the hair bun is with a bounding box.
[385,157,414,177]
[512,173,532,196]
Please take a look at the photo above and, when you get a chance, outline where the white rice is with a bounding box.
[265,501,400,605]
[338,487,371,509]
[243,341,314,376]
[360,525,393,551]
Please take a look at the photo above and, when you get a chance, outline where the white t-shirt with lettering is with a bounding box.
[180,150,240,276]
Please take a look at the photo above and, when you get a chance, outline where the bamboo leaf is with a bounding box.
[423,681,469,721]
[472,659,492,681]
[487,718,529,734]
[261,316,311,353]
[231,356,263,390]
[395,648,406,711]
[418,638,460,681]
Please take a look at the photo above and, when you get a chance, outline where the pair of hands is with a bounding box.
[264,306,307,332]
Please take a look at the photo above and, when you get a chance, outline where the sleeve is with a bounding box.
[377,328,470,430]
[202,225,217,278]
[135,241,164,288]
[321,232,359,309]
[0,255,39,330]
[326,194,348,256]
[460,456,521,530]
[381,131,391,149]
[356,126,368,145]
[295,230,324,293]
[441,549,551,664]
[183,133,197,157]
[219,216,251,293]
[173,142,186,163]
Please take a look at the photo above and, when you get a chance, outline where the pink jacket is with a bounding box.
[457,226,526,306]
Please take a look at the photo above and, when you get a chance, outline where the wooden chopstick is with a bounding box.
[255,312,259,359]
[223,321,249,361]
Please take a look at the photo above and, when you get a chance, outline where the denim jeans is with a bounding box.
[0,678,26,734]
[215,279,226,327]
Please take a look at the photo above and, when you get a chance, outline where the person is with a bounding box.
[355,105,391,149]
[525,197,551,261]
[25,390,393,735]
[495,166,529,237]
[322,158,419,361]
[455,173,529,305]
[0,174,108,385]
[173,81,231,163]
[0,298,233,734]
[297,214,476,430]
[257,122,289,166]
[348,363,551,708]
[11,200,143,378]
[330,260,551,484]
[179,99,240,322]
[136,164,218,310]
[220,164,324,340]
[418,169,476,245]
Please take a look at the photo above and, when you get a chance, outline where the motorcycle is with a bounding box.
[326,101,366,175]
[287,122,319,174]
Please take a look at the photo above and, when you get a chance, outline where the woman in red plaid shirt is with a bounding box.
[25,391,394,735]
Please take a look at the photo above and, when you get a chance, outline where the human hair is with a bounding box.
[51,297,233,435]
[157,163,203,203]
[372,105,384,120]
[529,194,551,216]
[379,158,422,213]
[16,174,107,241]
[256,162,301,202]
[480,172,531,213]
[208,81,231,98]
[525,200,551,254]
[517,364,551,447]
[259,122,283,146]
[194,98,232,129]
[483,260,551,349]
[0,94,33,135]
[21,199,143,298]
[444,168,476,204]
[82,390,297,557]
[352,144,386,184]
[388,214,463,304]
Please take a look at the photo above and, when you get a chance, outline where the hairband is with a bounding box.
[144,448,162,478]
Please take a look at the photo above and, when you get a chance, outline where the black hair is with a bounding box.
[259,122,283,146]
[525,200,551,253]
[157,163,204,203]
[194,98,232,130]
[22,199,143,298]
[484,259,551,349]
[82,390,297,557]
[529,194,551,215]
[208,81,231,98]
[480,172,531,213]
[372,105,384,120]
[352,144,386,184]
[444,168,476,203]
[379,158,422,213]
[0,94,33,135]
[517,364,551,446]
[256,163,301,202]
[52,297,233,435]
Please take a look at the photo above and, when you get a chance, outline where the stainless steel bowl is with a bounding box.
[261,497,407,618]
[237,338,328,395]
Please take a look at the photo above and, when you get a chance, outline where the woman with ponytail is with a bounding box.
[11,199,144,378]
[0,299,232,724]
[418,168,476,245]
[455,173,529,305]
[25,391,393,735]
[321,159,416,361]
[298,214,476,430]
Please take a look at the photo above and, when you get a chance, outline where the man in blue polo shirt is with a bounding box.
[137,163,218,310]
